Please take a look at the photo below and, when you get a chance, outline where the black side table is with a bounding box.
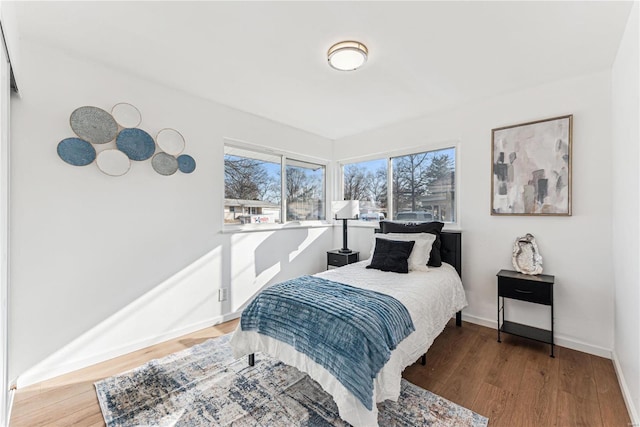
[497,269,555,357]
[327,250,359,269]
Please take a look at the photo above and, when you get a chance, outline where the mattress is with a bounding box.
[230,260,467,426]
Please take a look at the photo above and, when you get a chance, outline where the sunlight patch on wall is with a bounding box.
[289,228,324,263]
[17,245,223,388]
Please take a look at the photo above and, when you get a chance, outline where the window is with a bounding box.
[392,148,456,222]
[342,147,456,223]
[342,158,387,221]
[224,144,326,226]
[286,159,325,221]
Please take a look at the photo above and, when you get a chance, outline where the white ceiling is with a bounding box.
[12,1,634,140]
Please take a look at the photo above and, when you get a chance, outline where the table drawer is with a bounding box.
[327,252,358,268]
[498,276,551,305]
[328,253,348,267]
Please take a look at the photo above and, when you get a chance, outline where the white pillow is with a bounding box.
[368,232,436,272]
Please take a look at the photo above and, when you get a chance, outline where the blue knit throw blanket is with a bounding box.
[240,275,415,409]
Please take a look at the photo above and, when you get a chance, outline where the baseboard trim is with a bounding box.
[221,311,242,323]
[612,350,640,426]
[17,312,242,388]
[461,313,613,358]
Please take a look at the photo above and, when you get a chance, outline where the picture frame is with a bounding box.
[491,114,572,216]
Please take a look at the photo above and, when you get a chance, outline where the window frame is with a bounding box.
[223,139,330,231]
[338,140,460,227]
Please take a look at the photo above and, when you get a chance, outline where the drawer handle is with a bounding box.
[514,289,534,294]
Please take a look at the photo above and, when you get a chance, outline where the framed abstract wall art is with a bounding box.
[491,115,572,216]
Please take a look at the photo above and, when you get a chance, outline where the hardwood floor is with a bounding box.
[403,320,631,427]
[10,319,631,426]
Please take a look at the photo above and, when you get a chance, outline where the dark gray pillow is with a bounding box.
[379,221,444,267]
[366,238,415,274]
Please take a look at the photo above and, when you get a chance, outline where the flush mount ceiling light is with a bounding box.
[327,41,368,71]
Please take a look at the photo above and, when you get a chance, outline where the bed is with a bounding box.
[230,223,467,426]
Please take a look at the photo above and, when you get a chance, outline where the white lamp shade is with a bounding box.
[331,200,360,219]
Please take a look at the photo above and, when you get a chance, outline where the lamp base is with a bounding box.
[339,248,353,254]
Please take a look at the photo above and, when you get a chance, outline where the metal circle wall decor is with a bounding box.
[69,106,118,144]
[116,128,156,161]
[96,149,131,177]
[58,103,196,177]
[57,138,96,166]
[111,103,142,129]
[177,154,196,174]
[151,152,179,176]
[156,128,185,155]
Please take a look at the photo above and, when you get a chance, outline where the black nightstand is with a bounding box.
[327,250,359,269]
[497,269,555,357]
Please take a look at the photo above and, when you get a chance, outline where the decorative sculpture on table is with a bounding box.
[512,233,543,275]
[57,103,197,177]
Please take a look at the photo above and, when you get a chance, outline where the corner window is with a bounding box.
[342,147,456,223]
[224,144,326,226]
[391,148,456,222]
[286,159,325,221]
[342,159,388,221]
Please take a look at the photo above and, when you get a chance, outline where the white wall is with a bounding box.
[9,41,333,386]
[0,13,12,427]
[334,70,614,357]
[612,1,640,423]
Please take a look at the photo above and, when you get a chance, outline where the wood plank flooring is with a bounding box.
[10,319,631,426]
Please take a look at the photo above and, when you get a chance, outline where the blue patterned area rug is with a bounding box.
[95,334,488,427]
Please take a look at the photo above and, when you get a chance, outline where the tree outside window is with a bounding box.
[224,145,325,225]
[342,147,455,223]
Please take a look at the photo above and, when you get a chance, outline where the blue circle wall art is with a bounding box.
[70,106,118,144]
[177,154,196,174]
[57,138,96,166]
[60,103,196,177]
[116,128,156,161]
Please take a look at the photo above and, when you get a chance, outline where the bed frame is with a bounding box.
[374,228,463,327]
[246,229,463,367]
[440,231,463,326]
[375,228,462,366]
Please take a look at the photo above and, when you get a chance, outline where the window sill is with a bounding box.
[347,221,461,231]
[221,221,462,234]
[221,221,333,234]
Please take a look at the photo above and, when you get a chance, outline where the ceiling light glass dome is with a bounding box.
[327,41,368,71]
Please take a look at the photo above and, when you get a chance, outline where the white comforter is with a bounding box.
[230,261,467,427]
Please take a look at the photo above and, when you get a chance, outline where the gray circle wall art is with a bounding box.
[70,106,118,144]
[111,103,142,129]
[57,137,96,166]
[151,152,179,176]
[177,154,196,173]
[116,128,156,161]
[96,149,131,177]
[58,103,196,176]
